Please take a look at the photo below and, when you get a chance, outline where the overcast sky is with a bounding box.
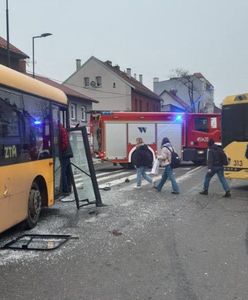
[0,0,247,106]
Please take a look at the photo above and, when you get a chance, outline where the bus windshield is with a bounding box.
[222,103,248,148]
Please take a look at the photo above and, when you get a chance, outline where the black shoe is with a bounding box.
[199,190,208,195]
[223,191,231,198]
[171,191,179,194]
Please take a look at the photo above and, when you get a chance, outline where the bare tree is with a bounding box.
[170,68,202,113]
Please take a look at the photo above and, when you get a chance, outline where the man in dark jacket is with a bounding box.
[132,137,153,188]
[199,139,231,197]
[59,123,73,195]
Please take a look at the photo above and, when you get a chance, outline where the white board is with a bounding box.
[128,123,155,144]
[105,123,127,159]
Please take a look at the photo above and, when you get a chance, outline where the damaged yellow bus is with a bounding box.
[0,65,68,233]
[222,93,248,179]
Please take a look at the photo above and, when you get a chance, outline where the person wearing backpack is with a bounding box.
[154,137,180,194]
[132,137,154,189]
[199,139,231,197]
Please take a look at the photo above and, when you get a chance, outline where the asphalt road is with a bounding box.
[0,162,248,300]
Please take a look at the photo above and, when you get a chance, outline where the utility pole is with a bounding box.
[6,0,10,67]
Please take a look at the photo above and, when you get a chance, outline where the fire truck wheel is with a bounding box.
[192,160,206,166]
[25,182,42,229]
[120,163,134,169]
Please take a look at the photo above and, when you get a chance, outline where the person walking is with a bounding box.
[154,137,180,194]
[59,123,74,196]
[132,137,153,189]
[199,139,231,197]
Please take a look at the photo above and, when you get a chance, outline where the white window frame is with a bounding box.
[96,76,102,87]
[81,106,86,121]
[84,77,90,87]
[70,103,76,120]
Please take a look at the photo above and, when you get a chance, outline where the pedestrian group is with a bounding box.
[132,136,231,198]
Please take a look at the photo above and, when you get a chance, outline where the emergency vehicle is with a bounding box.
[91,112,221,167]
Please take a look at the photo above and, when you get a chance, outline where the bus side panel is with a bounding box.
[224,141,248,179]
[0,159,53,234]
[105,123,127,159]
[157,123,182,158]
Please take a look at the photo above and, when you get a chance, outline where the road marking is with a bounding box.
[119,166,204,191]
[74,166,204,191]
[97,171,133,182]
[73,169,132,184]
[96,169,127,178]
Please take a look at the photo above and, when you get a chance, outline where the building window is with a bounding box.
[81,106,86,121]
[146,102,149,111]
[84,77,89,87]
[70,103,76,120]
[96,76,102,87]
[139,100,142,111]
[113,82,116,88]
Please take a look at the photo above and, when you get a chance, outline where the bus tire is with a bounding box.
[25,182,42,229]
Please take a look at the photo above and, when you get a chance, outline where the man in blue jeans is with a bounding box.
[199,139,231,197]
[132,137,153,188]
[154,137,180,194]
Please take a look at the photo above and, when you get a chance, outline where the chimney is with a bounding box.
[105,60,112,66]
[126,68,131,78]
[139,74,143,84]
[134,73,136,80]
[153,77,159,83]
[114,65,120,70]
[76,59,81,71]
[18,59,26,73]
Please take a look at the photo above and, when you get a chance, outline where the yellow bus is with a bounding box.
[0,64,68,233]
[222,93,248,179]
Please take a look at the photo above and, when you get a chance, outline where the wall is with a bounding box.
[68,96,93,129]
[65,58,132,111]
[154,76,214,113]
[131,90,160,112]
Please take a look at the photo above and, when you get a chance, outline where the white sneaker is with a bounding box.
[134,186,141,189]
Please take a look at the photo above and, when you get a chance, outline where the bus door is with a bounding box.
[51,104,63,198]
[68,127,102,208]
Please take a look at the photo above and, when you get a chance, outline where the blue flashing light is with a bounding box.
[102,111,112,115]
[34,120,42,125]
[175,115,182,122]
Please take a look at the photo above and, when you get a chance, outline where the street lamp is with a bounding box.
[32,33,52,78]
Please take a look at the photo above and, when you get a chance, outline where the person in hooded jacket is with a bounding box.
[199,139,231,197]
[132,137,153,188]
[154,137,180,194]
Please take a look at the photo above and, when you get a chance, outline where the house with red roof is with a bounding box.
[0,36,29,73]
[153,73,215,113]
[64,56,161,112]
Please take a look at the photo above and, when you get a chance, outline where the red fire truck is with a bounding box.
[91,112,221,167]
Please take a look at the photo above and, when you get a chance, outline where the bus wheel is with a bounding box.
[25,182,42,229]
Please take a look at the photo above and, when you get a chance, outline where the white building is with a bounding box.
[153,73,215,113]
[64,56,161,112]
